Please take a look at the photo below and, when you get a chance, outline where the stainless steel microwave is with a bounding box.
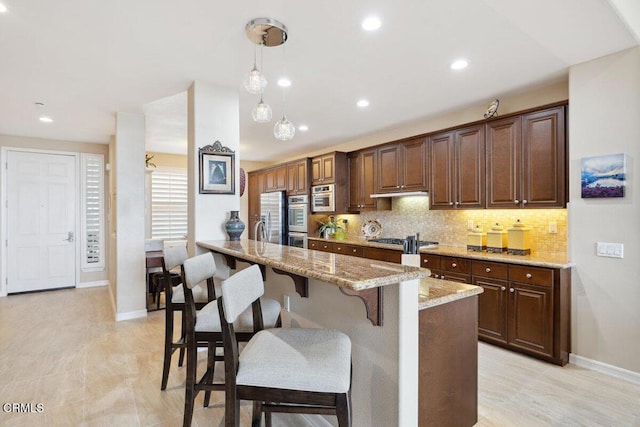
[311,184,335,212]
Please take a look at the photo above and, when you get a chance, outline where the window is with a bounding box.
[81,153,105,271]
[151,167,188,241]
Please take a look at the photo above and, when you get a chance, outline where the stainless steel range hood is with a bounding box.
[369,191,428,198]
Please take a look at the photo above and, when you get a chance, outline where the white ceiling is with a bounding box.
[0,0,638,161]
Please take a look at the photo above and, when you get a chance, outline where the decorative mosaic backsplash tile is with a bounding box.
[332,197,567,256]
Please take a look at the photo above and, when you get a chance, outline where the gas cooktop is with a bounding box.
[368,238,439,248]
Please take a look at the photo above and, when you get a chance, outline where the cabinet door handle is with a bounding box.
[337,248,342,251]
[423,259,429,264]
[451,263,457,268]
[352,249,357,253]
[501,286,506,291]
[323,245,328,249]
[485,267,491,273]
[514,199,519,204]
[449,202,454,206]
[509,288,515,292]
[523,200,528,205]
[454,201,459,205]
[526,273,532,279]
[396,185,400,188]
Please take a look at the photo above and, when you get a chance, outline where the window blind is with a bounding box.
[151,167,188,241]
[81,153,105,270]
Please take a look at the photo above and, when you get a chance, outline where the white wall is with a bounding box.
[569,47,640,373]
[114,112,147,319]
[187,81,240,255]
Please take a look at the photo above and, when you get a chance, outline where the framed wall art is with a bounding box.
[581,153,626,198]
[199,141,235,194]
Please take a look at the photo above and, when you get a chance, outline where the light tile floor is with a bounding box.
[0,286,638,426]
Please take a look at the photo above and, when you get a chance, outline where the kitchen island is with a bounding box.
[197,239,482,427]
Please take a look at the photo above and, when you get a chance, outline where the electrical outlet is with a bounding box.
[467,220,473,230]
[549,222,557,234]
[596,242,624,259]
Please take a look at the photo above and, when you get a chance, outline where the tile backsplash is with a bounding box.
[331,196,567,256]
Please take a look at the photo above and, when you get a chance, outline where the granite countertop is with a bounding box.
[197,239,432,291]
[307,236,573,269]
[419,278,483,310]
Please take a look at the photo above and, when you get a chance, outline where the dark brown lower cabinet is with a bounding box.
[474,276,508,344]
[476,263,570,366]
[508,281,553,357]
[362,246,402,263]
[308,240,334,253]
[334,242,364,257]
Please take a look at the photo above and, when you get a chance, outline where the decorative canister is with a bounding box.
[224,210,245,241]
[487,223,508,253]
[507,219,531,255]
[467,226,487,252]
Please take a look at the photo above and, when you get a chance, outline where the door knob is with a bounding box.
[63,231,75,242]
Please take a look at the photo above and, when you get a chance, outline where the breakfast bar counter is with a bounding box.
[198,239,482,427]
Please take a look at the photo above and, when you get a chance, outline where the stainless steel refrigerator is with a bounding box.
[255,191,287,244]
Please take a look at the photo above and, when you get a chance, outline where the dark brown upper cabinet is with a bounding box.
[377,137,428,193]
[486,106,566,208]
[430,124,485,209]
[286,158,309,196]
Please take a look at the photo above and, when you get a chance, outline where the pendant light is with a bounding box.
[273,115,295,140]
[243,44,266,94]
[251,44,272,123]
[252,94,272,123]
[273,42,294,140]
[245,18,290,135]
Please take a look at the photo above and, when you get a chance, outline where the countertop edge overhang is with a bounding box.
[307,236,574,269]
[197,239,432,291]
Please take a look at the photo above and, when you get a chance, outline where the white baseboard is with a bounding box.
[76,280,110,289]
[570,354,640,386]
[115,309,147,322]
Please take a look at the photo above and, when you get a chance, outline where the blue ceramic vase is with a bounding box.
[225,210,245,241]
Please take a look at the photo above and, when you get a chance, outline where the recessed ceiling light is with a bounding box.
[357,99,370,108]
[277,77,291,87]
[39,116,54,123]
[0,3,8,13]
[298,125,309,132]
[362,16,381,31]
[450,59,468,70]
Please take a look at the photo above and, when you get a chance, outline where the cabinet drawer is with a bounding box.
[472,260,508,280]
[508,265,553,286]
[309,240,335,253]
[420,254,441,270]
[440,271,471,284]
[334,243,364,257]
[363,247,402,264]
[441,256,471,274]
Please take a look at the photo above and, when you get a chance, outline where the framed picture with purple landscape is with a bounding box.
[581,153,626,198]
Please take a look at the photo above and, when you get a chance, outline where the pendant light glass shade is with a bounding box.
[252,96,272,123]
[274,115,295,140]
[243,66,267,94]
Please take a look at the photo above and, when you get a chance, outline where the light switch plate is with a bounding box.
[596,242,624,258]
[549,222,557,234]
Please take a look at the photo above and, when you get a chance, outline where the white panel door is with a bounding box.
[7,151,76,293]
